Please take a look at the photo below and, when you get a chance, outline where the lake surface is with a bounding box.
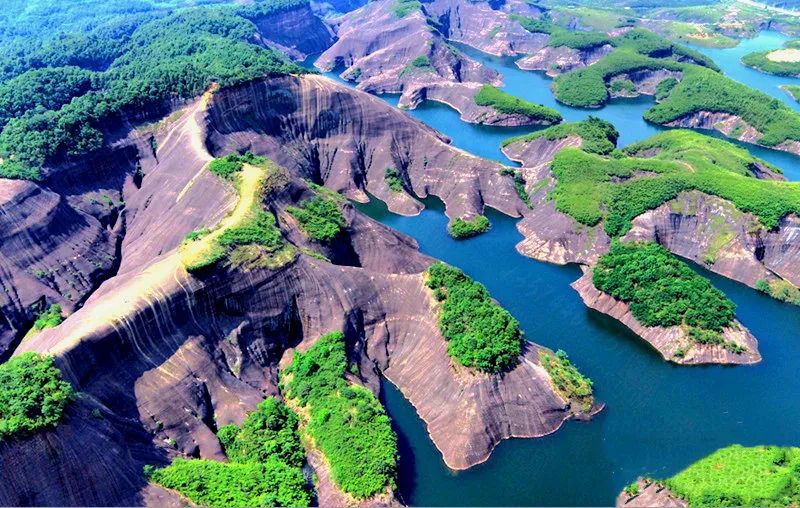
[311,31,800,506]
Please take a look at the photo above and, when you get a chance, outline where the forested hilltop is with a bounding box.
[0,0,310,180]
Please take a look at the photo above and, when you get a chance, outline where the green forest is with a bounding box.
[147,397,311,507]
[593,242,739,350]
[0,353,75,440]
[282,331,398,499]
[425,262,522,373]
[0,0,308,179]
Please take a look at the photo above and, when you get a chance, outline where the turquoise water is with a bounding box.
[308,32,800,506]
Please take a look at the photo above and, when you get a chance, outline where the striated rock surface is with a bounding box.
[517,44,614,76]
[204,75,526,220]
[423,0,548,57]
[251,3,336,60]
[0,81,592,505]
[315,0,500,102]
[572,270,761,365]
[398,81,558,126]
[502,134,611,265]
[623,191,800,289]
[609,69,683,98]
[665,111,800,156]
[617,480,688,508]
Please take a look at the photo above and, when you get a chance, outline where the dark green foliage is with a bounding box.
[0,160,42,181]
[610,78,636,94]
[209,155,244,179]
[385,167,403,192]
[547,129,800,237]
[0,352,75,440]
[287,196,346,242]
[208,151,269,180]
[655,77,679,100]
[400,55,433,76]
[448,215,491,239]
[644,66,800,147]
[593,242,736,337]
[503,117,619,155]
[548,29,614,50]
[784,85,800,102]
[146,458,311,508]
[0,1,306,175]
[219,211,284,251]
[425,262,521,373]
[539,349,593,411]
[31,304,64,332]
[148,396,311,507]
[742,50,800,77]
[283,331,398,499]
[0,67,97,129]
[474,85,562,123]
[392,0,421,18]
[553,48,683,107]
[218,397,305,469]
[501,168,531,207]
[511,13,554,35]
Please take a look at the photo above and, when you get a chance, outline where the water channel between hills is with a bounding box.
[307,32,800,506]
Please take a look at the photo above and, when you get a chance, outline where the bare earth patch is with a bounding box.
[767,48,800,62]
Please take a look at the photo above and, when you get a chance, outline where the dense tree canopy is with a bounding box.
[0,0,309,178]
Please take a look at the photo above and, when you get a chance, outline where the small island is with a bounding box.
[742,39,800,77]
[618,445,800,507]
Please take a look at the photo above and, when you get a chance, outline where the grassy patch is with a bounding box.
[282,331,397,499]
[148,397,311,507]
[287,195,346,242]
[539,349,593,411]
[664,445,800,507]
[547,129,799,237]
[448,215,491,239]
[0,352,75,440]
[503,117,619,155]
[425,262,521,373]
[181,162,289,272]
[756,278,800,306]
[392,0,420,18]
[208,152,268,180]
[742,49,800,77]
[399,55,433,77]
[644,65,800,148]
[594,241,739,349]
[610,78,636,94]
[30,304,64,333]
[474,85,562,123]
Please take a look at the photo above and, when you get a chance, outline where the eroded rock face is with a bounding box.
[204,75,526,220]
[1,81,589,505]
[399,81,558,126]
[623,191,800,289]
[0,175,119,356]
[502,134,611,265]
[424,0,548,57]
[616,480,687,508]
[251,4,336,60]
[609,69,683,98]
[517,44,614,76]
[315,0,500,102]
[571,270,761,365]
[665,111,800,156]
